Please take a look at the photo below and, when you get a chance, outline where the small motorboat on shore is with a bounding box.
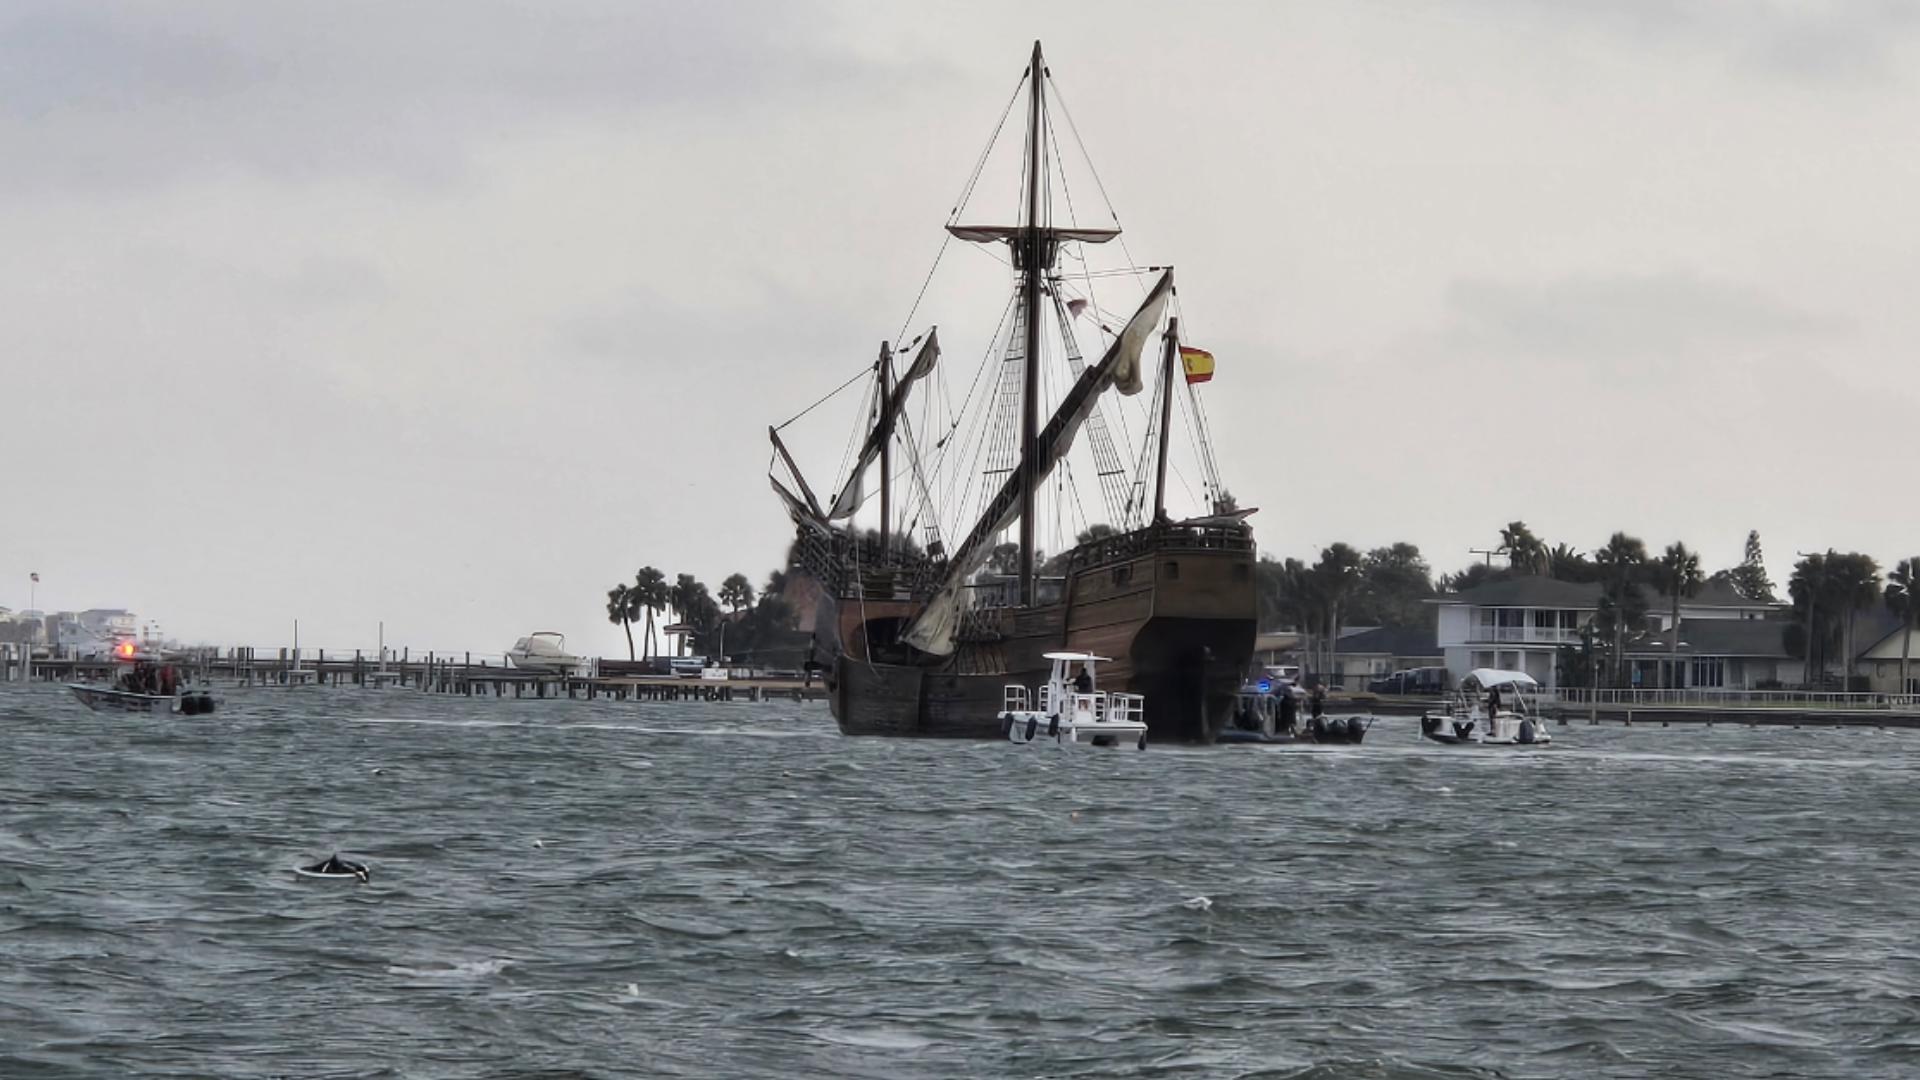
[999,653,1148,749]
[68,654,217,716]
[506,632,584,674]
[1420,668,1551,747]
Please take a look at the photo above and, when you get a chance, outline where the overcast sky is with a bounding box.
[4,1,1916,656]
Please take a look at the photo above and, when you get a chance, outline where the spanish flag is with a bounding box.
[1179,346,1215,385]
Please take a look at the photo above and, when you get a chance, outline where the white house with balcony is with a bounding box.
[1430,576,1784,690]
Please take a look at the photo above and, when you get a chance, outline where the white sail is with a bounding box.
[827,330,940,521]
[1107,276,1173,396]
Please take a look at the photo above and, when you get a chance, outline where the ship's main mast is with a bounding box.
[1017,40,1045,606]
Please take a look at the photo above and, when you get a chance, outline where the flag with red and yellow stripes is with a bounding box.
[1179,346,1215,384]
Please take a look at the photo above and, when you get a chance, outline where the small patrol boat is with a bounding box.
[1218,681,1371,745]
[68,649,217,715]
[999,652,1148,749]
[1420,668,1551,747]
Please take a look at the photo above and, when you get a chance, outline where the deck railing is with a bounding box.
[1469,627,1585,645]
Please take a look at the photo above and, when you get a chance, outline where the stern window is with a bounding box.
[1163,561,1180,580]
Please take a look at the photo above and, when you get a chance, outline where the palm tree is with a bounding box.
[1500,521,1548,576]
[719,573,755,613]
[1546,542,1594,583]
[670,574,720,654]
[632,567,668,660]
[1313,543,1364,681]
[1888,558,1919,695]
[1788,552,1837,684]
[605,583,640,661]
[1593,532,1649,686]
[1829,553,1881,687]
[1654,542,1703,688]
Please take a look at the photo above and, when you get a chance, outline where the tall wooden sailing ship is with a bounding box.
[768,42,1256,742]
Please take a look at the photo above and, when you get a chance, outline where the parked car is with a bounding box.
[1369,666,1451,695]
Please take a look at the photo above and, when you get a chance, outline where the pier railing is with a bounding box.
[1551,687,1918,711]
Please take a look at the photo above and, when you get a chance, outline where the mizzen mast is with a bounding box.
[877,341,894,557]
[1153,317,1179,524]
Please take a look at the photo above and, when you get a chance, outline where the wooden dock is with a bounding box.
[3,645,827,704]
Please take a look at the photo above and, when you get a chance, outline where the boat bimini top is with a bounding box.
[1462,668,1538,691]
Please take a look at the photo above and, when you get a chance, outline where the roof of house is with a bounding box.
[1430,575,1603,609]
[1627,619,1792,658]
[1660,581,1780,610]
[1433,574,1780,612]
[1335,625,1442,657]
[1849,609,1907,659]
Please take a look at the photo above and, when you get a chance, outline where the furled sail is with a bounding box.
[946,225,1121,245]
[770,476,832,536]
[768,426,830,534]
[902,270,1173,655]
[827,329,941,521]
[1107,276,1173,396]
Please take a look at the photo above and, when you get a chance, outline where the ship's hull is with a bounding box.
[813,527,1256,743]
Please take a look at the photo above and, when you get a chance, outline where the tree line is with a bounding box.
[1258,522,1919,691]
[603,565,803,665]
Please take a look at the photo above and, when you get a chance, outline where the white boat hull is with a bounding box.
[1422,710,1551,746]
[506,655,581,674]
[1000,710,1149,749]
[68,684,176,714]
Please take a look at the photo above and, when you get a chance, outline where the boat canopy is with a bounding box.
[1463,668,1537,689]
[1043,652,1111,663]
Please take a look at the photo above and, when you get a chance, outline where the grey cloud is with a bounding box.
[0,2,937,191]
[1467,0,1919,83]
[1441,270,1839,363]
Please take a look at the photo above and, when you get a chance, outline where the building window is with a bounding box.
[1690,657,1725,688]
[1163,561,1180,580]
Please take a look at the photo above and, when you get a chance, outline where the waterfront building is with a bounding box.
[1325,626,1444,688]
[1430,575,1785,690]
[1858,623,1920,695]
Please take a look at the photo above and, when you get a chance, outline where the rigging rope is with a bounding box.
[773,363,876,432]
[892,71,1028,345]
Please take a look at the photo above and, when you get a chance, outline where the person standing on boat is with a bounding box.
[1487,684,1503,717]
[1309,684,1325,721]
[1073,664,1094,695]
[1277,684,1299,735]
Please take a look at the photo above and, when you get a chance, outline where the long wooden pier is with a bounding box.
[1,644,826,704]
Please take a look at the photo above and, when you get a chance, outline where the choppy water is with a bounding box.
[3,682,1918,1079]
